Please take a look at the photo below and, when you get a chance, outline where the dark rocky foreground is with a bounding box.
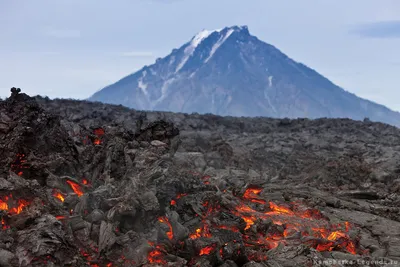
[1,88,400,267]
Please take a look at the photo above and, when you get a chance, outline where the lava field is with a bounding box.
[1,88,400,266]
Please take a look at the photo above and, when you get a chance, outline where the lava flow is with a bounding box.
[52,189,65,202]
[158,216,174,240]
[66,180,84,197]
[147,242,167,265]
[148,182,361,265]
[242,186,267,205]
[0,194,30,215]
[93,127,105,145]
[199,244,217,256]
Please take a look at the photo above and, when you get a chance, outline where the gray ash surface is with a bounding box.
[0,88,400,267]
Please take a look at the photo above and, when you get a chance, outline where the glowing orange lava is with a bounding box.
[52,189,65,202]
[267,201,295,215]
[0,195,30,215]
[158,217,173,240]
[145,176,360,264]
[93,139,101,145]
[66,180,84,197]
[1,218,9,230]
[199,244,216,256]
[243,186,267,204]
[189,224,212,239]
[148,245,167,264]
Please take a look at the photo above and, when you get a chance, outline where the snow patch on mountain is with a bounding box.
[205,29,235,63]
[153,78,176,107]
[138,71,148,97]
[175,30,213,73]
[264,87,277,114]
[268,76,273,87]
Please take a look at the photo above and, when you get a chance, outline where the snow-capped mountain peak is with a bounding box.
[175,26,246,73]
[89,25,400,127]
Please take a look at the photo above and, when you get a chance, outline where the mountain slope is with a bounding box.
[89,26,400,126]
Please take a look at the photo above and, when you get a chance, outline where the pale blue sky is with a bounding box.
[1,0,400,111]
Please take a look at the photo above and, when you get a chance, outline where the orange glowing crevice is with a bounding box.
[170,193,187,206]
[189,224,212,239]
[267,201,295,215]
[0,199,8,210]
[1,218,9,230]
[66,180,84,197]
[243,186,267,204]
[147,244,167,264]
[0,195,30,215]
[93,128,105,145]
[93,139,102,145]
[158,217,174,240]
[52,189,65,202]
[199,244,216,256]
[146,175,360,262]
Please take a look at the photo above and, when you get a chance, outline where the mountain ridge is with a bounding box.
[89,25,400,127]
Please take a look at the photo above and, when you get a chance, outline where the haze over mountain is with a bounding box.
[89,26,400,127]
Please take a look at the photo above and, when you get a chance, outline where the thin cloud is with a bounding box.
[351,20,400,38]
[43,28,81,38]
[120,51,154,57]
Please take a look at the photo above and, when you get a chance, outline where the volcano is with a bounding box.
[89,25,400,127]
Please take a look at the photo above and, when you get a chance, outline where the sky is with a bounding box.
[1,0,400,111]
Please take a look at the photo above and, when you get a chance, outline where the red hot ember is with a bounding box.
[93,128,105,145]
[52,189,65,202]
[149,183,361,265]
[66,180,84,197]
[158,216,174,240]
[10,153,29,176]
[0,194,30,215]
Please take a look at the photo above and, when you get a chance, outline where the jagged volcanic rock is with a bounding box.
[0,89,400,266]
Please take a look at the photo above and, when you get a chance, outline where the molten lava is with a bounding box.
[267,201,295,215]
[93,139,102,145]
[1,218,9,230]
[148,244,167,265]
[189,224,212,239]
[146,176,361,264]
[199,244,216,256]
[66,180,84,197]
[93,128,105,145]
[158,217,173,240]
[243,186,267,204]
[170,193,187,206]
[233,199,358,255]
[0,195,30,215]
[52,189,65,202]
